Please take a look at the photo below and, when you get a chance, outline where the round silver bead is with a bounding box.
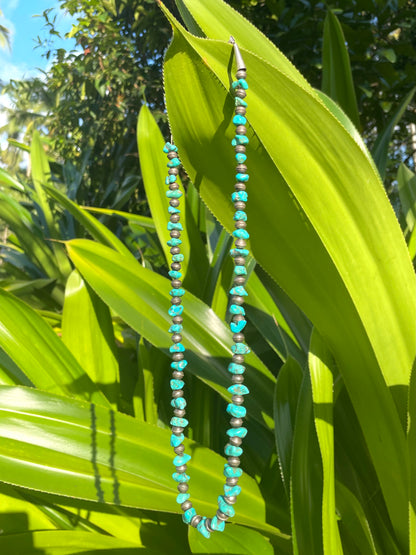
[170,245,180,253]
[177,482,189,493]
[236,125,246,135]
[234,221,246,230]
[233,275,246,285]
[236,69,247,79]
[233,333,245,343]
[236,164,247,173]
[181,500,192,511]
[170,198,180,207]
[172,426,184,434]
[232,314,245,323]
[205,518,214,532]
[226,476,239,486]
[171,333,182,343]
[171,279,182,289]
[172,389,183,398]
[225,495,237,504]
[232,296,245,305]
[232,374,245,384]
[172,352,184,361]
[232,354,245,364]
[168,168,179,175]
[235,239,246,248]
[235,89,246,99]
[216,510,229,521]
[169,183,179,190]
[228,456,240,466]
[234,256,246,265]
[230,417,243,427]
[171,261,181,269]
[235,182,246,191]
[170,232,181,241]
[229,436,242,446]
[175,464,187,473]
[232,394,244,405]
[235,106,246,116]
[234,144,246,153]
[190,515,202,527]
[174,409,186,417]
[172,316,183,324]
[171,297,181,305]
[172,370,184,379]
[167,152,178,159]
[170,215,180,225]
[234,201,246,210]
[174,444,185,454]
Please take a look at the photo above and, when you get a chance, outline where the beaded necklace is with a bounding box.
[163,38,250,539]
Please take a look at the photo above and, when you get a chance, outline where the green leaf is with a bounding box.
[0,386,287,539]
[62,270,119,406]
[309,330,343,554]
[322,10,360,129]
[188,523,275,554]
[408,360,416,553]
[82,207,156,231]
[397,163,416,231]
[0,167,25,192]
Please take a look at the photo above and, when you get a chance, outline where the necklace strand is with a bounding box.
[164,38,250,538]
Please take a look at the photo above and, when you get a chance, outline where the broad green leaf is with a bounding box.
[0,347,32,386]
[322,10,360,129]
[309,330,342,554]
[83,206,156,230]
[408,360,416,553]
[0,167,25,192]
[274,357,303,498]
[135,338,159,425]
[0,288,109,406]
[67,239,275,430]
[372,87,416,180]
[161,16,414,544]
[0,386,287,538]
[408,224,416,261]
[62,270,119,406]
[188,523,275,554]
[397,163,416,231]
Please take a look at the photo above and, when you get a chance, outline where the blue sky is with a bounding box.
[0,0,77,82]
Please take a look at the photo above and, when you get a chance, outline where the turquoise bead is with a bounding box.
[230,319,247,333]
[232,343,250,355]
[163,142,178,153]
[173,453,191,466]
[229,304,245,315]
[224,484,242,497]
[168,305,183,316]
[217,495,235,517]
[224,444,243,457]
[169,324,183,333]
[166,190,182,199]
[170,416,189,427]
[224,463,243,478]
[171,397,187,409]
[229,286,248,296]
[172,472,190,483]
[231,191,248,202]
[231,135,249,146]
[170,288,185,297]
[227,403,247,418]
[233,229,250,239]
[234,265,247,275]
[176,492,190,504]
[170,433,184,447]
[228,362,245,374]
[236,173,249,182]
[167,238,182,247]
[210,515,225,532]
[232,78,249,90]
[235,152,247,163]
[169,343,185,353]
[235,97,248,107]
[170,379,184,390]
[234,210,247,221]
[230,248,249,257]
[167,158,181,168]
[228,384,249,395]
[171,360,188,371]
[172,254,184,262]
[233,114,247,126]
[197,517,210,538]
[168,206,180,214]
[165,175,177,184]
[167,222,183,231]
[168,270,182,279]
[226,426,248,438]
[182,507,196,523]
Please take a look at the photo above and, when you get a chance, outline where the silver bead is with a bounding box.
[234,144,246,153]
[169,183,179,190]
[170,245,180,253]
[171,262,181,270]
[236,69,247,79]
[167,152,179,159]
[177,482,189,493]
[235,182,246,191]
[171,279,182,288]
[233,276,246,285]
[235,106,246,116]
[230,417,243,427]
[174,444,185,454]
[170,198,180,207]
[174,409,186,417]
[232,296,245,305]
[234,201,246,210]
[232,375,245,384]
[171,333,182,343]
[235,239,246,248]
[172,370,184,379]
[171,297,181,305]
[234,256,246,265]
[226,476,239,486]
[171,426,184,434]
[172,315,183,324]
[168,168,179,175]
[170,215,180,225]
[225,495,237,504]
[170,231,180,238]
[235,89,246,99]
[229,436,242,446]
[205,518,214,532]
[228,456,240,466]
[236,164,247,173]
[181,500,192,511]
[216,510,229,521]
[172,353,184,361]
[235,221,246,230]
[233,314,245,322]
[233,333,245,343]
[232,354,245,364]
[190,514,202,527]
[175,464,187,472]
[172,389,183,398]
[232,395,244,405]
[236,125,246,135]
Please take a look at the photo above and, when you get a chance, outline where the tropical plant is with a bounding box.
[0,1,415,554]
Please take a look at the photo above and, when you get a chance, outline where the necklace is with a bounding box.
[163,37,250,538]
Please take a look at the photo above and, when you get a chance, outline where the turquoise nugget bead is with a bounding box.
[167,222,183,231]
[170,288,185,297]
[224,484,242,497]
[235,152,247,163]
[165,175,177,184]
[228,362,245,374]
[229,286,248,296]
[217,495,235,517]
[171,360,188,371]
[234,265,248,275]
[235,97,248,107]
[197,517,210,538]
[163,142,178,153]
[168,270,182,279]
[226,426,248,438]
[231,135,249,146]
[173,453,191,466]
[232,78,249,90]
[232,343,251,355]
[176,492,190,504]
[233,229,250,240]
[231,191,248,202]
[172,472,190,483]
[182,507,196,524]
[233,114,247,125]
[210,515,225,532]
[227,403,247,418]
[224,444,243,457]
[170,379,184,390]
[169,324,183,333]
[230,320,247,333]
[236,173,249,182]
[167,238,182,247]
[224,463,243,478]
[170,416,189,427]
[230,248,249,257]
[228,384,249,395]
[172,254,184,262]
[170,433,184,447]
[229,304,245,315]
[168,206,180,214]
[171,397,187,409]
[166,190,182,199]
[234,210,247,221]
[169,343,185,353]
[167,158,181,168]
